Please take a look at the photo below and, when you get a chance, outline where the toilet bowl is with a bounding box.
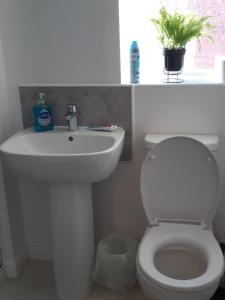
[137,135,224,300]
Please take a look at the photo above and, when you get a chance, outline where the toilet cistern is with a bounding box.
[65,104,78,131]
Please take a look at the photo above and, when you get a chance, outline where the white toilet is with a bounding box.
[137,134,224,300]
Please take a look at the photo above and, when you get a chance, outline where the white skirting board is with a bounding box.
[0,267,6,284]
[28,246,52,262]
[219,244,225,289]
[16,255,29,276]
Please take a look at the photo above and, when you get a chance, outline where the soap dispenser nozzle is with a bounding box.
[37,92,46,106]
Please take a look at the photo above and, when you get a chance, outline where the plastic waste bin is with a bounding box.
[92,234,139,293]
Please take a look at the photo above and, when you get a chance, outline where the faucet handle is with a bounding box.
[67,104,77,113]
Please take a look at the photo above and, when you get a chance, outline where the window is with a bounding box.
[119,0,225,83]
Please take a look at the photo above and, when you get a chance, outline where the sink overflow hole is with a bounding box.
[68,136,74,142]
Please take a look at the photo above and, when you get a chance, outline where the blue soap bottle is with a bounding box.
[33,92,53,132]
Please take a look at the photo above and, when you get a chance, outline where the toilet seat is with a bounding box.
[137,223,224,292]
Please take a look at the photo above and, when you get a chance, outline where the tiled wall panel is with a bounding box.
[19,86,132,160]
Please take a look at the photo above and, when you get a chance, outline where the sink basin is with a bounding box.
[0,126,124,300]
[0,127,124,182]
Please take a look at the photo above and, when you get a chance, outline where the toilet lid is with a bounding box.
[140,137,220,227]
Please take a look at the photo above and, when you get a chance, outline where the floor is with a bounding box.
[0,260,224,300]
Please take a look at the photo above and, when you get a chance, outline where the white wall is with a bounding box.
[0,32,21,277]
[0,0,36,276]
[0,10,28,269]
[29,0,121,84]
[0,0,120,86]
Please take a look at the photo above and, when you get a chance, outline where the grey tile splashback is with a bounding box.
[19,86,132,161]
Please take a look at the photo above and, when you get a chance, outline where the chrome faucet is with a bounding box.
[65,104,78,131]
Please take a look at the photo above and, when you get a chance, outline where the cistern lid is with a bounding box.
[144,134,218,151]
[140,137,220,227]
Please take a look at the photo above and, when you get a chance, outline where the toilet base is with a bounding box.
[137,265,219,300]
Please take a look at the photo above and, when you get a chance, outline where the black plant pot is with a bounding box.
[163,48,186,72]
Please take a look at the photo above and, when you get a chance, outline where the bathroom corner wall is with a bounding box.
[0,30,26,277]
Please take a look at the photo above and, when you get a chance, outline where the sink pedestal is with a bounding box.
[50,183,94,300]
[0,127,124,300]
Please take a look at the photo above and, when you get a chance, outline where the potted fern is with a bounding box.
[151,7,213,73]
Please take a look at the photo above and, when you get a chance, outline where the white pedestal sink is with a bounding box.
[0,127,124,300]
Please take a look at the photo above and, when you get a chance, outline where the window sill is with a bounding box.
[129,80,225,86]
[122,69,225,86]
[122,70,225,86]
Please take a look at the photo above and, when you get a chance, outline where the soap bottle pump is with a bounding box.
[33,92,53,132]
